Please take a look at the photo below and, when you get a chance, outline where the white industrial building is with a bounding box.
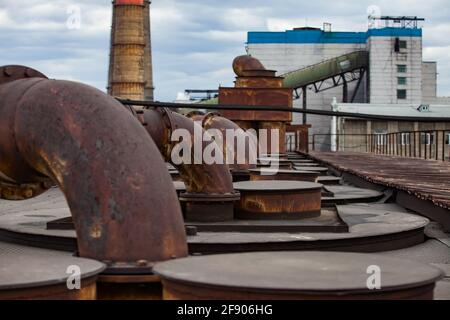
[247,16,450,151]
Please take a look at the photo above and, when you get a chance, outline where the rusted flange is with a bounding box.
[0,66,53,200]
[231,170,251,183]
[0,65,47,86]
[233,181,323,220]
[179,192,241,222]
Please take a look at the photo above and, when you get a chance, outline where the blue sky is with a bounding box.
[0,0,449,101]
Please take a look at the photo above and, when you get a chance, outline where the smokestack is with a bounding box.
[108,0,154,101]
[143,1,154,101]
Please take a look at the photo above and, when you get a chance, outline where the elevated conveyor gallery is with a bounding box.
[282,51,369,96]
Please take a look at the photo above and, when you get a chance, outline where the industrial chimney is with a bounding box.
[108,0,154,101]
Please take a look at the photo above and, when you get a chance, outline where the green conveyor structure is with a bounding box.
[199,50,369,104]
[282,50,369,90]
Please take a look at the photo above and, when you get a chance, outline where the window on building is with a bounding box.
[446,133,450,145]
[400,132,410,146]
[397,65,407,73]
[375,132,387,146]
[397,89,407,99]
[400,40,408,49]
[398,77,407,85]
[421,132,435,146]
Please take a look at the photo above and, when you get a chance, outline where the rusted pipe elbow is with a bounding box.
[141,108,239,222]
[0,66,187,270]
[201,112,257,173]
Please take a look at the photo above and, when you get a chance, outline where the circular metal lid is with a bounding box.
[154,251,443,294]
[0,242,105,290]
[234,180,323,191]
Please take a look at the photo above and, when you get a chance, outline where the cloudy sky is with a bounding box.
[0,0,449,101]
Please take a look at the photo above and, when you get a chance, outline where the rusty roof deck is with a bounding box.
[309,152,450,210]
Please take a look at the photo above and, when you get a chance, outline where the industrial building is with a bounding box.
[247,16,450,151]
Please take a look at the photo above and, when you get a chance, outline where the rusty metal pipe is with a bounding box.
[141,108,239,222]
[0,66,187,269]
[186,112,257,183]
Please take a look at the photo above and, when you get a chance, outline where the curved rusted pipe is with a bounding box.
[141,108,239,221]
[201,112,257,173]
[0,66,187,269]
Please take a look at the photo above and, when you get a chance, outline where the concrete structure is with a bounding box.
[108,0,154,101]
[247,16,449,150]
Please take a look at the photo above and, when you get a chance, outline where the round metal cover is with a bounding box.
[0,242,105,290]
[154,251,443,294]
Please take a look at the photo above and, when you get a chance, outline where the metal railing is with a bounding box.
[312,130,450,161]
